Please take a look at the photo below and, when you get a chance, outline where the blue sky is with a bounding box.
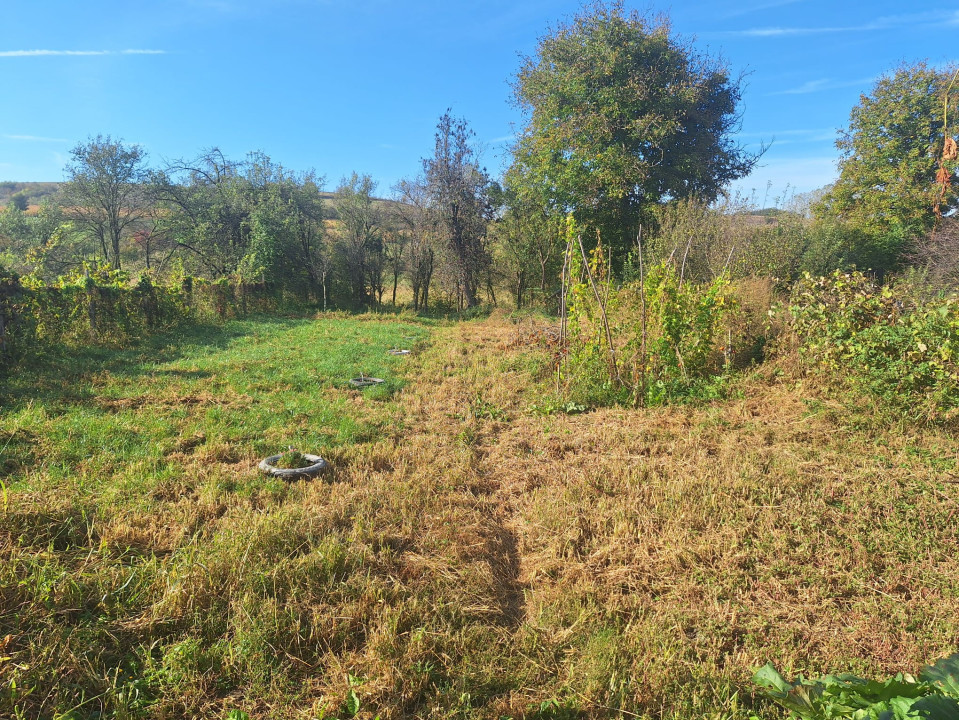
[1,1,956,204]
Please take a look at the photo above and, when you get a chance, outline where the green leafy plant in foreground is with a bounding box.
[561,216,736,408]
[753,652,959,719]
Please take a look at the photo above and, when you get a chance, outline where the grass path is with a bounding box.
[2,313,959,719]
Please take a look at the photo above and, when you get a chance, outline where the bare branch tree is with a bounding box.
[62,135,150,270]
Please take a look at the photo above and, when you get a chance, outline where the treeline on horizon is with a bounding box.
[1,3,957,321]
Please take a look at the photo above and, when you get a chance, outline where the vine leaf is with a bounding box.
[920,653,959,698]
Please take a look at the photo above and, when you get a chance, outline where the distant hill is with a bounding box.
[0,183,402,215]
[0,181,60,207]
[733,207,806,227]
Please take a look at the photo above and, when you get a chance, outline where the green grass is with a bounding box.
[0,313,432,719]
[3,315,428,494]
[3,312,959,720]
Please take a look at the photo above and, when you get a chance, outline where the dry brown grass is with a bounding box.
[229,316,959,718]
[4,314,959,719]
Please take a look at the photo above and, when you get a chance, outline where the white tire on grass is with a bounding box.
[258,453,329,479]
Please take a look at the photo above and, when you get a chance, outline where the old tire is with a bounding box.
[349,377,384,388]
[259,453,329,479]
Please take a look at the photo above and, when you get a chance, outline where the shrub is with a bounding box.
[790,270,959,424]
[754,652,959,720]
[0,263,320,370]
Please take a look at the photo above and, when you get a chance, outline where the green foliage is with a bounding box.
[154,150,328,298]
[753,653,959,720]
[0,264,323,370]
[790,271,959,423]
[814,63,959,267]
[62,134,150,270]
[9,192,28,212]
[334,172,384,306]
[340,674,365,718]
[0,200,66,278]
[561,218,738,407]
[422,111,491,309]
[488,184,564,311]
[798,220,890,277]
[509,1,756,259]
[633,262,732,404]
[644,197,816,284]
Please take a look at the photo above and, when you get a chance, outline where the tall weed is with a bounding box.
[560,219,746,407]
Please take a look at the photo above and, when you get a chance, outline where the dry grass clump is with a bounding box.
[403,321,959,716]
[2,314,958,718]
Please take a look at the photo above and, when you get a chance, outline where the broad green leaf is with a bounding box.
[343,687,361,718]
[911,695,959,720]
[849,675,928,702]
[780,684,823,715]
[887,695,919,719]
[920,653,959,699]
[753,663,793,695]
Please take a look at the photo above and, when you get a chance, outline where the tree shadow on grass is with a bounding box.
[0,316,305,409]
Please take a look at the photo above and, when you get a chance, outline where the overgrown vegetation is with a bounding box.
[790,271,959,426]
[4,314,959,719]
[559,221,740,408]
[274,450,312,469]
[754,653,959,719]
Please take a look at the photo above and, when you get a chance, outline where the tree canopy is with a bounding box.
[814,63,959,256]
[508,1,757,257]
[423,111,491,308]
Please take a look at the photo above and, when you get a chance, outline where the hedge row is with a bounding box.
[0,271,316,368]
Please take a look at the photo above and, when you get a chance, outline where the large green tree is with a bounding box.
[334,172,383,306]
[508,1,756,258]
[815,63,959,259]
[154,149,327,287]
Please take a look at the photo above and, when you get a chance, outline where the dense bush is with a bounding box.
[790,270,959,424]
[0,263,316,371]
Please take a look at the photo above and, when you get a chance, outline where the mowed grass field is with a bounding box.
[2,312,959,719]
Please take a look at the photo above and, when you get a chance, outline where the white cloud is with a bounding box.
[0,49,165,57]
[733,26,844,37]
[771,77,876,95]
[4,134,69,142]
[726,10,958,38]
